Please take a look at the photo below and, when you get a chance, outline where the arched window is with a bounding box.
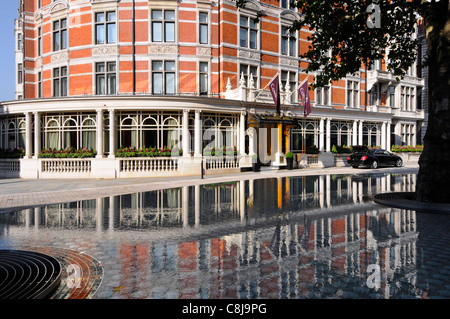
[202,118,216,151]
[305,123,317,148]
[18,121,26,149]
[81,118,96,150]
[120,117,138,148]
[8,122,16,150]
[162,117,179,149]
[47,119,60,149]
[0,122,6,149]
[330,124,338,148]
[63,118,78,149]
[142,117,158,148]
[363,126,369,146]
[371,126,378,147]
[219,119,233,149]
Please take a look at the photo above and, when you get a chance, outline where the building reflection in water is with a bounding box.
[0,173,425,299]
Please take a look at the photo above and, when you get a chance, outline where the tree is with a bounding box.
[234,0,449,203]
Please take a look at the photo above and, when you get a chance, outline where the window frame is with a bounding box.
[17,63,23,85]
[53,66,68,97]
[199,61,209,95]
[94,11,117,45]
[281,25,296,57]
[239,15,258,49]
[37,71,42,98]
[52,18,68,52]
[95,62,117,96]
[347,80,360,108]
[151,9,176,43]
[199,12,209,44]
[239,64,258,88]
[151,60,176,95]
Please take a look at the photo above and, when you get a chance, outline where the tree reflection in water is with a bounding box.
[1,172,449,299]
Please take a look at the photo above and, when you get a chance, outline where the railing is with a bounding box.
[119,157,179,173]
[307,155,319,165]
[0,159,21,177]
[41,158,92,173]
[205,156,240,171]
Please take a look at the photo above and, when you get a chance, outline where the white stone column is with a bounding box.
[108,109,116,158]
[194,110,202,158]
[239,109,246,156]
[183,109,190,157]
[326,118,331,152]
[412,124,417,146]
[33,112,41,158]
[25,112,32,158]
[358,120,364,145]
[353,120,358,146]
[96,109,104,158]
[381,121,386,149]
[386,122,391,151]
[319,118,325,152]
[247,127,256,156]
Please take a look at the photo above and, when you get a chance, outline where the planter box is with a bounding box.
[394,152,421,163]
[334,154,350,167]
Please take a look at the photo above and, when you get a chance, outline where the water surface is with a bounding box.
[1,172,450,299]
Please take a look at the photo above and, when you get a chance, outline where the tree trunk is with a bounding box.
[416,2,450,203]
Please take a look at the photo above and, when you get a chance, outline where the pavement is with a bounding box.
[0,163,420,212]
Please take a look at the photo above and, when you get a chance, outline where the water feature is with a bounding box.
[1,172,450,299]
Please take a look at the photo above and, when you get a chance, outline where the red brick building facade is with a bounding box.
[1,0,426,179]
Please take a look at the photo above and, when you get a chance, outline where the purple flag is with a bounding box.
[269,75,281,115]
[299,80,311,117]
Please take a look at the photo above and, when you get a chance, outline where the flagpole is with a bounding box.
[253,71,281,101]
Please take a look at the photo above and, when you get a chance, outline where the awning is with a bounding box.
[248,113,298,127]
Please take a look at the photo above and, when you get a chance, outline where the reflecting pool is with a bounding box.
[1,172,450,299]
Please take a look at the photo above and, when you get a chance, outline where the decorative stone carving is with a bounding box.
[280,57,299,67]
[92,46,118,56]
[238,50,261,60]
[51,51,69,62]
[149,45,178,54]
[197,47,211,56]
[36,58,43,68]
[51,3,67,13]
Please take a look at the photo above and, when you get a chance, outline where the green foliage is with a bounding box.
[116,146,181,158]
[332,145,352,154]
[0,148,25,158]
[391,144,424,152]
[39,147,97,158]
[233,0,445,89]
[285,151,294,158]
[306,145,320,154]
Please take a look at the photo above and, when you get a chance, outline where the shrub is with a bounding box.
[306,145,320,154]
[332,145,352,154]
[285,151,294,159]
[391,145,423,153]
[116,146,181,158]
[0,147,25,158]
[38,147,97,158]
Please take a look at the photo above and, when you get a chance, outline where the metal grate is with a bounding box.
[0,250,62,299]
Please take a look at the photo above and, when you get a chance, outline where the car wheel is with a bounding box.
[395,159,403,167]
[371,160,378,169]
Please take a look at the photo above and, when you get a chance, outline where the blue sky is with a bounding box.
[0,0,19,102]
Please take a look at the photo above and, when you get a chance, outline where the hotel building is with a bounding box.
[0,0,425,179]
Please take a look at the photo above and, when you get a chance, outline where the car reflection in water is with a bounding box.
[1,172,450,299]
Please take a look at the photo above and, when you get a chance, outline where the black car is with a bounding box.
[347,146,403,169]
